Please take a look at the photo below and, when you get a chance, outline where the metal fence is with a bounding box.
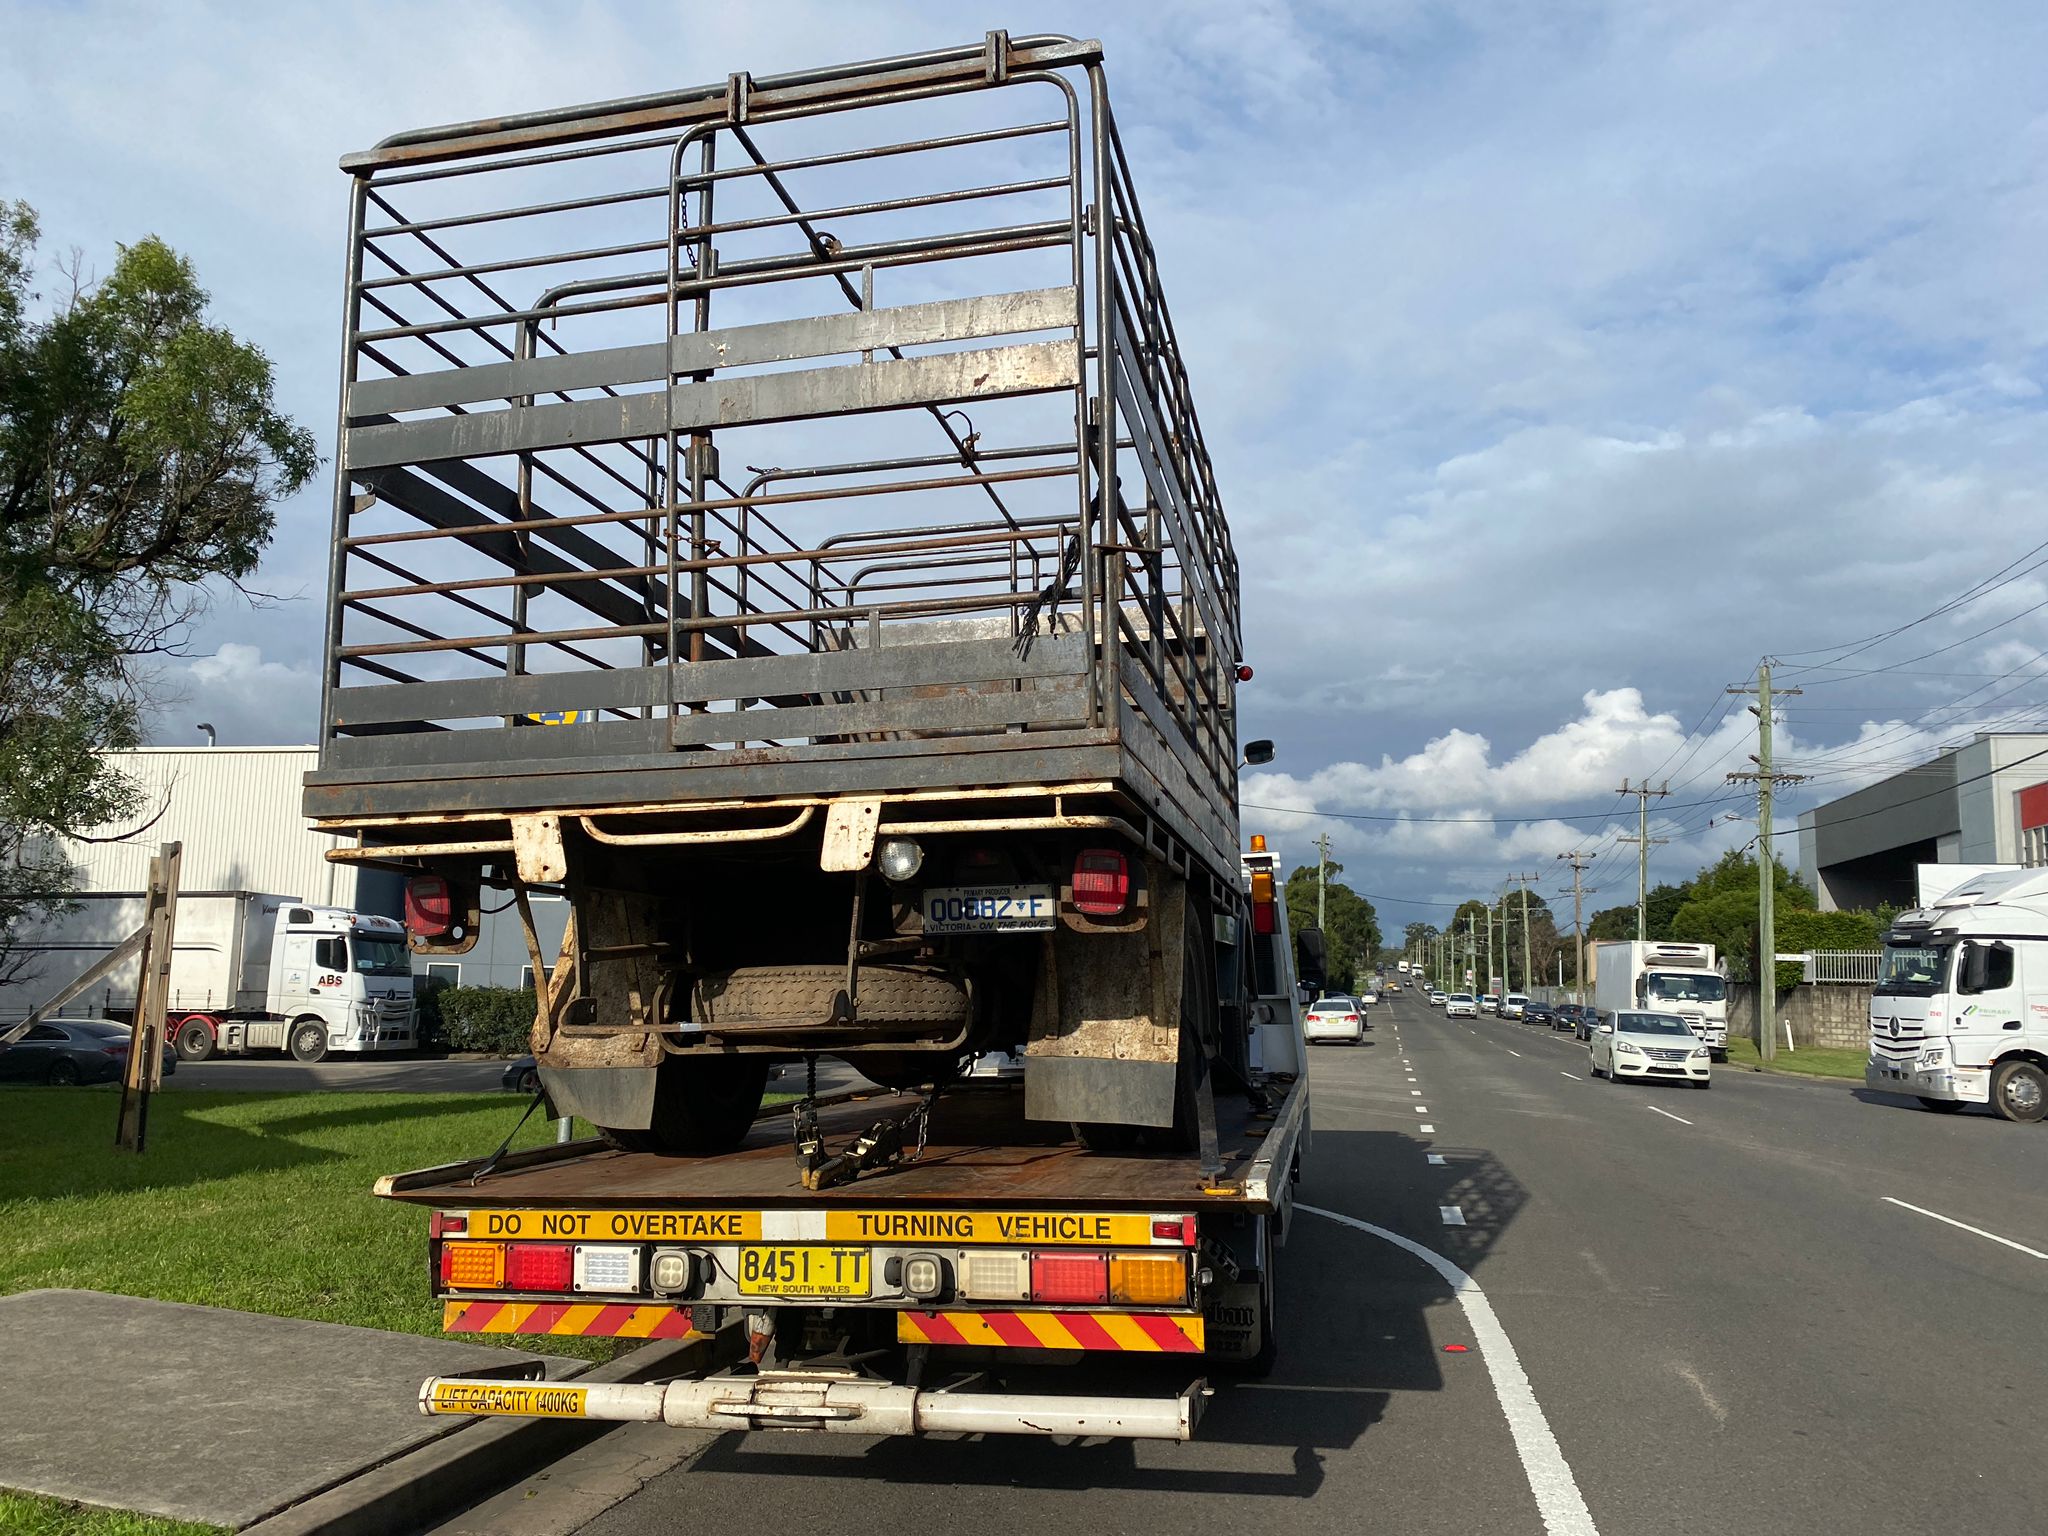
[1804,951,1881,985]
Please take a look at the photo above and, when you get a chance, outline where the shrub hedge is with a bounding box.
[422,985,539,1055]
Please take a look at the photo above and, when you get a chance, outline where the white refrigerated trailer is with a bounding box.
[4,892,417,1062]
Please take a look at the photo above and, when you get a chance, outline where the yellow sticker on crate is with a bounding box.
[428,1382,589,1418]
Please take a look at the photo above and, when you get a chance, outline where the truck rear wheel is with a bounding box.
[601,1055,770,1156]
[289,1019,329,1063]
[173,1018,217,1062]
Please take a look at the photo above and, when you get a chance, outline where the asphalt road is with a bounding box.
[435,993,2048,1536]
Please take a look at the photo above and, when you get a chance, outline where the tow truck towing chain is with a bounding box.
[793,1055,942,1190]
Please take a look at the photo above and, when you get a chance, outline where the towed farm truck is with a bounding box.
[310,35,1316,1434]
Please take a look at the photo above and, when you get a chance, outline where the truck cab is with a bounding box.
[214,905,416,1063]
[1869,870,2048,1122]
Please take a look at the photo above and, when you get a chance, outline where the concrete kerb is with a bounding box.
[240,1331,728,1536]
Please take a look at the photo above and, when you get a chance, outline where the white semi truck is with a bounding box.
[1868,869,2048,1122]
[4,892,417,1063]
[1590,939,1729,1058]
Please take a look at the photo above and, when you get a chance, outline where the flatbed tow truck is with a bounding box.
[379,835,1307,1443]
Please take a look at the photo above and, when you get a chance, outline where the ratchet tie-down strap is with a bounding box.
[793,1056,940,1191]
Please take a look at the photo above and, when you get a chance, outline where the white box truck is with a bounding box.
[1590,939,1729,1058]
[4,893,417,1063]
[1869,868,2048,1121]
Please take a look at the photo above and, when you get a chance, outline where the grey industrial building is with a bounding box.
[35,747,563,993]
[1796,732,2048,910]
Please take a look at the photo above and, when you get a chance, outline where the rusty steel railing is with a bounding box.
[311,33,1241,867]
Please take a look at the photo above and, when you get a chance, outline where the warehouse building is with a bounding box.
[27,747,560,994]
[1796,732,2048,910]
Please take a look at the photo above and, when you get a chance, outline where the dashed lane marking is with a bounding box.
[1439,1205,1467,1226]
[1559,1071,1581,1081]
[1419,1123,1435,1132]
[1427,1154,1447,1165]
[1645,1105,1694,1126]
[1414,1105,1429,1114]
[1302,1205,1599,1535]
[1881,1196,2048,1260]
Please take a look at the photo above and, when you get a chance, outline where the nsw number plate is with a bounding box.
[737,1246,871,1297]
[921,883,1055,935]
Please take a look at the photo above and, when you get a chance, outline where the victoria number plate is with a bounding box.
[737,1246,871,1297]
[920,883,1056,935]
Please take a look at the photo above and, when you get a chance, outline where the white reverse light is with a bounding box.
[877,838,924,881]
[573,1244,641,1294]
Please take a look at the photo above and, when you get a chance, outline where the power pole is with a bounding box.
[1313,832,1332,931]
[1484,903,1496,996]
[1557,852,1596,1006]
[1615,779,1671,940]
[1727,660,1806,1062]
[1506,872,1539,994]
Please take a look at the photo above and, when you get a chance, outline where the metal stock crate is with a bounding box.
[306,34,1243,876]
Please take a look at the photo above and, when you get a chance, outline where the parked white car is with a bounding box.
[1304,995,1366,1045]
[1589,1009,1712,1088]
[1445,993,1479,1018]
[1502,993,1528,1020]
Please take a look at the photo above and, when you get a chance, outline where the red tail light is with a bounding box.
[405,875,454,937]
[1031,1252,1109,1304]
[504,1243,574,1292]
[1071,849,1131,917]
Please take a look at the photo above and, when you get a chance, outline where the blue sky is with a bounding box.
[8,0,2048,922]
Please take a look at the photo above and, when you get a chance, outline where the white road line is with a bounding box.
[1419,1123,1435,1132]
[1414,1105,1429,1113]
[1645,1105,1694,1126]
[1303,1205,1598,1535]
[1881,1196,2048,1260]
[1410,1090,1423,1096]
[1507,1050,1522,1058]
[1427,1153,1447,1165]
[1559,1071,1581,1081]
[1440,1205,1467,1226]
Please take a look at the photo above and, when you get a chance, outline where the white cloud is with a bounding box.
[152,642,320,749]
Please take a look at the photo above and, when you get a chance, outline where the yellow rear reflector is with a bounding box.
[1108,1254,1186,1306]
[443,1241,505,1290]
[1249,870,1274,903]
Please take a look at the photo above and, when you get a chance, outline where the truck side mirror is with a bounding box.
[1242,739,1275,767]
[1960,944,1988,994]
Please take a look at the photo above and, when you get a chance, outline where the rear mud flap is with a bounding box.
[1023,867,1186,1126]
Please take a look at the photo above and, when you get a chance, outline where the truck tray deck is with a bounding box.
[378,1078,1302,1212]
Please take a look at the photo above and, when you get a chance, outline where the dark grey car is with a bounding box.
[0,1018,175,1086]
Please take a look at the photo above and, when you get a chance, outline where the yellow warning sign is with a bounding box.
[427,1381,588,1418]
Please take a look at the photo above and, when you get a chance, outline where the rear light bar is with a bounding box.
[1071,849,1131,917]
[503,1243,574,1292]
[1108,1255,1188,1307]
[1031,1252,1108,1305]
[440,1242,504,1290]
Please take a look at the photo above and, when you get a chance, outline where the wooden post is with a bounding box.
[116,842,181,1153]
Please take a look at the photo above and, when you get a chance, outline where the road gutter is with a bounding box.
[240,1332,731,1536]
